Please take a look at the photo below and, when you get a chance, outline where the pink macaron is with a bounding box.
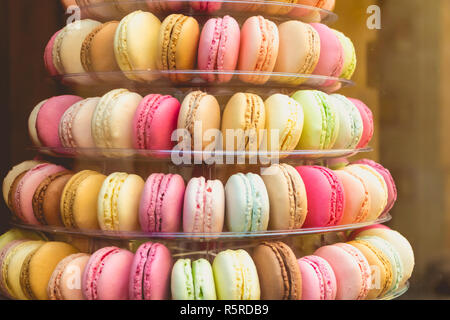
[12,163,66,225]
[44,30,61,76]
[197,16,240,83]
[133,94,181,152]
[298,255,337,300]
[190,1,223,12]
[82,246,134,300]
[139,173,186,233]
[129,242,173,300]
[183,177,225,233]
[295,166,345,228]
[348,98,374,148]
[314,243,371,300]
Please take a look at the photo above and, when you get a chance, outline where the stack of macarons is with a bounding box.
[3,160,395,232]
[45,13,354,87]
[28,89,373,154]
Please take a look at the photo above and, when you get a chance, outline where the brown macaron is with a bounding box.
[8,171,28,217]
[252,241,302,300]
[32,171,73,226]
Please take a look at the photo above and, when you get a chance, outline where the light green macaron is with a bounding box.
[291,90,340,150]
[171,258,217,300]
[0,229,46,252]
[330,94,363,149]
[333,30,357,80]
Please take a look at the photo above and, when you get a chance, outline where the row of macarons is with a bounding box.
[0,224,414,300]
[29,89,373,155]
[3,159,396,233]
[73,0,336,19]
[45,13,355,86]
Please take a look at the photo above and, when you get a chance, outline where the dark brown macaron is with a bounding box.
[252,241,302,300]
[32,171,73,226]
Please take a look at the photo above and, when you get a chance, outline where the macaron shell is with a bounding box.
[0,240,26,299]
[44,30,61,76]
[348,98,374,149]
[28,100,47,147]
[333,29,356,79]
[192,258,217,300]
[298,255,337,300]
[171,259,194,300]
[0,229,45,252]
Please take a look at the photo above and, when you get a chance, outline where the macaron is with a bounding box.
[295,166,344,228]
[177,91,221,151]
[353,159,397,214]
[333,30,357,80]
[197,16,240,83]
[133,94,181,151]
[81,21,121,75]
[291,90,339,150]
[213,249,260,300]
[157,14,200,82]
[91,89,143,150]
[348,98,374,149]
[44,30,62,76]
[47,253,90,300]
[329,94,363,149]
[52,19,102,75]
[114,11,161,81]
[343,164,388,221]
[129,242,173,300]
[273,21,320,85]
[347,224,391,241]
[82,246,134,300]
[263,94,304,152]
[264,0,296,15]
[314,243,371,300]
[0,228,46,252]
[238,16,279,84]
[98,172,145,231]
[32,170,74,226]
[60,170,107,230]
[225,173,270,232]
[3,160,43,210]
[183,177,225,233]
[252,241,302,300]
[139,173,185,232]
[12,163,66,225]
[221,93,266,152]
[298,255,337,300]
[334,169,370,225]
[261,164,308,230]
[190,1,222,12]
[29,95,83,149]
[172,258,216,300]
[59,97,100,150]
[24,242,79,300]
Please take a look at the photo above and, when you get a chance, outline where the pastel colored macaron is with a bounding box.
[314,243,371,300]
[353,159,397,214]
[29,95,83,149]
[59,97,100,150]
[91,89,143,150]
[177,91,221,151]
[252,241,302,300]
[274,21,320,85]
[47,253,90,300]
[264,94,304,152]
[139,173,185,232]
[190,1,222,12]
[225,173,270,232]
[32,170,74,226]
[172,258,216,300]
[98,172,145,231]
[296,166,344,228]
[129,242,173,300]
[157,14,200,82]
[213,249,260,300]
[133,94,181,151]
[343,164,388,221]
[114,11,161,81]
[0,228,46,252]
[60,170,107,230]
[12,163,66,225]
[298,255,337,300]
[221,92,266,151]
[238,16,279,84]
[333,30,357,80]
[52,19,102,75]
[183,177,225,233]
[82,246,134,300]
[261,164,308,230]
[197,16,240,83]
[348,98,374,149]
[329,94,363,149]
[291,90,339,150]
[44,30,62,76]
[347,224,391,241]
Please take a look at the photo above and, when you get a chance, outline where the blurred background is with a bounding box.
[1,0,449,299]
